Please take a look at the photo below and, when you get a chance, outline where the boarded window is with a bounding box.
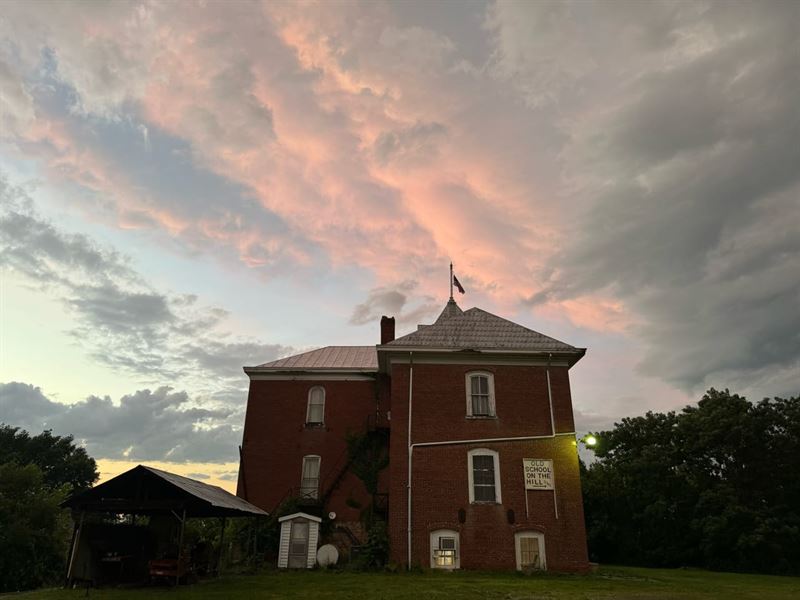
[472,454,496,502]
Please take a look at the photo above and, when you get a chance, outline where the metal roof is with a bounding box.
[62,464,267,518]
[141,467,267,516]
[244,302,583,372]
[383,302,582,353]
[248,346,378,371]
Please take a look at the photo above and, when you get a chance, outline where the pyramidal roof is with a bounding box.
[384,300,581,354]
[435,298,464,323]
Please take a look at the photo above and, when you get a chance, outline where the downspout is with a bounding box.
[406,351,414,570]
[546,353,560,519]
[546,353,556,436]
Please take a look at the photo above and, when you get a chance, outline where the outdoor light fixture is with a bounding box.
[583,434,598,447]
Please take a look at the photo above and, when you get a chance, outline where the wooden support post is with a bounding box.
[175,508,186,586]
[65,511,83,587]
[217,517,228,575]
[66,511,85,587]
[253,516,261,567]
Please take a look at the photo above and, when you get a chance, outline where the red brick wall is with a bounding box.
[388,362,589,571]
[238,378,379,522]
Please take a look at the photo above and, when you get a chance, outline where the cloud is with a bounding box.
[1,0,797,413]
[0,382,239,463]
[349,280,438,326]
[0,58,36,136]
[373,121,448,167]
[502,1,800,396]
[215,471,239,482]
[0,175,292,395]
[572,407,619,435]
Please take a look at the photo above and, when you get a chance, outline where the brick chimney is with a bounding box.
[380,316,395,344]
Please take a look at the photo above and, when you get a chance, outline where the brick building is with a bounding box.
[237,297,589,571]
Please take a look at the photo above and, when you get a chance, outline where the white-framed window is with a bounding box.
[300,455,321,500]
[467,448,501,503]
[306,386,325,425]
[515,531,546,570]
[465,372,495,417]
[430,529,460,569]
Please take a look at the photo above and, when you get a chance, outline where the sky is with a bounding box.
[1,0,798,492]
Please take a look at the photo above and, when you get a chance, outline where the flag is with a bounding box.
[453,274,466,294]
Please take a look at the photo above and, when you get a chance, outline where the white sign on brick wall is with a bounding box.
[523,459,554,490]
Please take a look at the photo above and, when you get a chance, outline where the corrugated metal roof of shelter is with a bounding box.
[384,303,580,352]
[251,346,378,370]
[142,466,267,515]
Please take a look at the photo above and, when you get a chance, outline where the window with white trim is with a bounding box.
[300,455,321,500]
[430,529,460,569]
[306,386,325,425]
[467,448,501,503]
[465,372,495,417]
[515,531,546,570]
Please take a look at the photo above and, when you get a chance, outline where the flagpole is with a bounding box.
[449,262,454,300]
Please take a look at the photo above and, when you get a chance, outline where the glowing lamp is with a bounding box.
[584,435,597,447]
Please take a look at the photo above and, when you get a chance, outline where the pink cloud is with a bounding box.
[4,0,626,335]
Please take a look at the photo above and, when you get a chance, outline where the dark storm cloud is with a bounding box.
[525,1,800,394]
[0,382,60,427]
[350,280,438,327]
[0,382,239,463]
[0,175,292,395]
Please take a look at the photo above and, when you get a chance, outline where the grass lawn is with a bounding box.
[13,566,800,600]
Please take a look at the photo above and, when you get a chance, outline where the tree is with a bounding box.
[0,425,98,493]
[582,389,800,574]
[0,463,71,592]
[0,425,99,591]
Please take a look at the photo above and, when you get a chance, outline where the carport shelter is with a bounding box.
[61,465,267,586]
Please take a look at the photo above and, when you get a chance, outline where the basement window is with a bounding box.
[430,529,460,569]
[515,531,546,570]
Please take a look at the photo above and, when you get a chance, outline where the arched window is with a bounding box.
[306,386,325,425]
[515,531,546,570]
[465,372,495,417]
[467,448,501,503]
[430,529,460,569]
[300,455,321,500]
